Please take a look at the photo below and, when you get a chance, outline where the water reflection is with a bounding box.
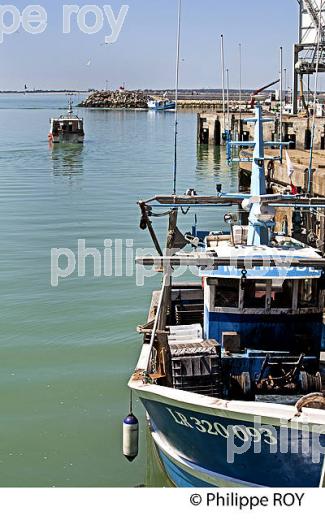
[50,144,84,178]
[196,144,239,194]
[145,427,174,488]
[196,144,222,179]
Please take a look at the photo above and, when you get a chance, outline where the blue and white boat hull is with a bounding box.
[147,100,176,111]
[130,379,325,488]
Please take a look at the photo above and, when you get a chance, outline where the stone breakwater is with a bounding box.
[79,89,249,111]
[79,90,149,109]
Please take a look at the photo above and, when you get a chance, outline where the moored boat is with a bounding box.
[127,105,325,487]
[49,99,85,144]
[148,98,176,111]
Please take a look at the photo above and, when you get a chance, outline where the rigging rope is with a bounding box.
[150,210,174,218]
[308,0,324,194]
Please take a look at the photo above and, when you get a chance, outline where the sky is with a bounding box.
[0,0,300,91]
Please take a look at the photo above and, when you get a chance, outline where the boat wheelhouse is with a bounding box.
[128,105,325,488]
[48,100,85,144]
[203,236,324,363]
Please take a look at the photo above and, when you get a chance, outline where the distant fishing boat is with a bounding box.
[48,99,85,144]
[148,98,176,111]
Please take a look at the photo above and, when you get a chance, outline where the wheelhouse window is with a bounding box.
[214,279,239,308]
[271,280,294,309]
[243,280,269,308]
[242,279,294,309]
[298,279,319,308]
[210,278,321,312]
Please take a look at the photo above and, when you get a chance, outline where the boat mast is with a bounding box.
[239,43,242,107]
[250,105,267,198]
[173,0,182,195]
[221,34,226,131]
[226,68,230,130]
[68,96,73,115]
[239,42,242,131]
[246,105,275,247]
[279,46,283,159]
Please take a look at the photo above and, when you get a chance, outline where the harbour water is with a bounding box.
[0,94,237,487]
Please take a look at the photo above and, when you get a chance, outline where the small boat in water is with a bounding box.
[127,104,325,487]
[148,98,176,111]
[48,99,85,144]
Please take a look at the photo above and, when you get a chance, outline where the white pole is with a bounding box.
[173,0,182,195]
[226,68,230,130]
[221,34,226,131]
[239,43,242,106]
[280,47,283,146]
[239,43,242,140]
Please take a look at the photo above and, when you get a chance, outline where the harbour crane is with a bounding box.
[250,79,280,107]
[293,0,325,113]
[303,0,325,35]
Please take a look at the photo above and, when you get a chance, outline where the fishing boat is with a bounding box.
[147,98,176,111]
[48,99,85,144]
[126,104,325,487]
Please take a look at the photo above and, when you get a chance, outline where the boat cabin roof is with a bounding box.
[51,115,83,123]
[201,231,323,280]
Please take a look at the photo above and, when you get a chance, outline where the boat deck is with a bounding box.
[167,284,325,401]
[254,362,325,405]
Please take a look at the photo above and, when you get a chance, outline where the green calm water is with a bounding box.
[0,94,237,487]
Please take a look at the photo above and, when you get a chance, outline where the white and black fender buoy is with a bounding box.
[123,413,139,462]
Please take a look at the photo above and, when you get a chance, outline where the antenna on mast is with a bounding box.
[67,93,73,115]
[173,0,182,195]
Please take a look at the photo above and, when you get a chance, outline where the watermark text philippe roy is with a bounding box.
[50,239,304,288]
[51,239,215,288]
[51,239,160,288]
[167,408,325,465]
[0,4,129,43]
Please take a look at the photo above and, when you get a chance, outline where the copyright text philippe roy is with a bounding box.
[0,4,129,44]
[189,492,305,510]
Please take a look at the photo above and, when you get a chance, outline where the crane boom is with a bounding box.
[250,79,280,107]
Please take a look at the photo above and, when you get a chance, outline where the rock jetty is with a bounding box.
[79,90,149,109]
